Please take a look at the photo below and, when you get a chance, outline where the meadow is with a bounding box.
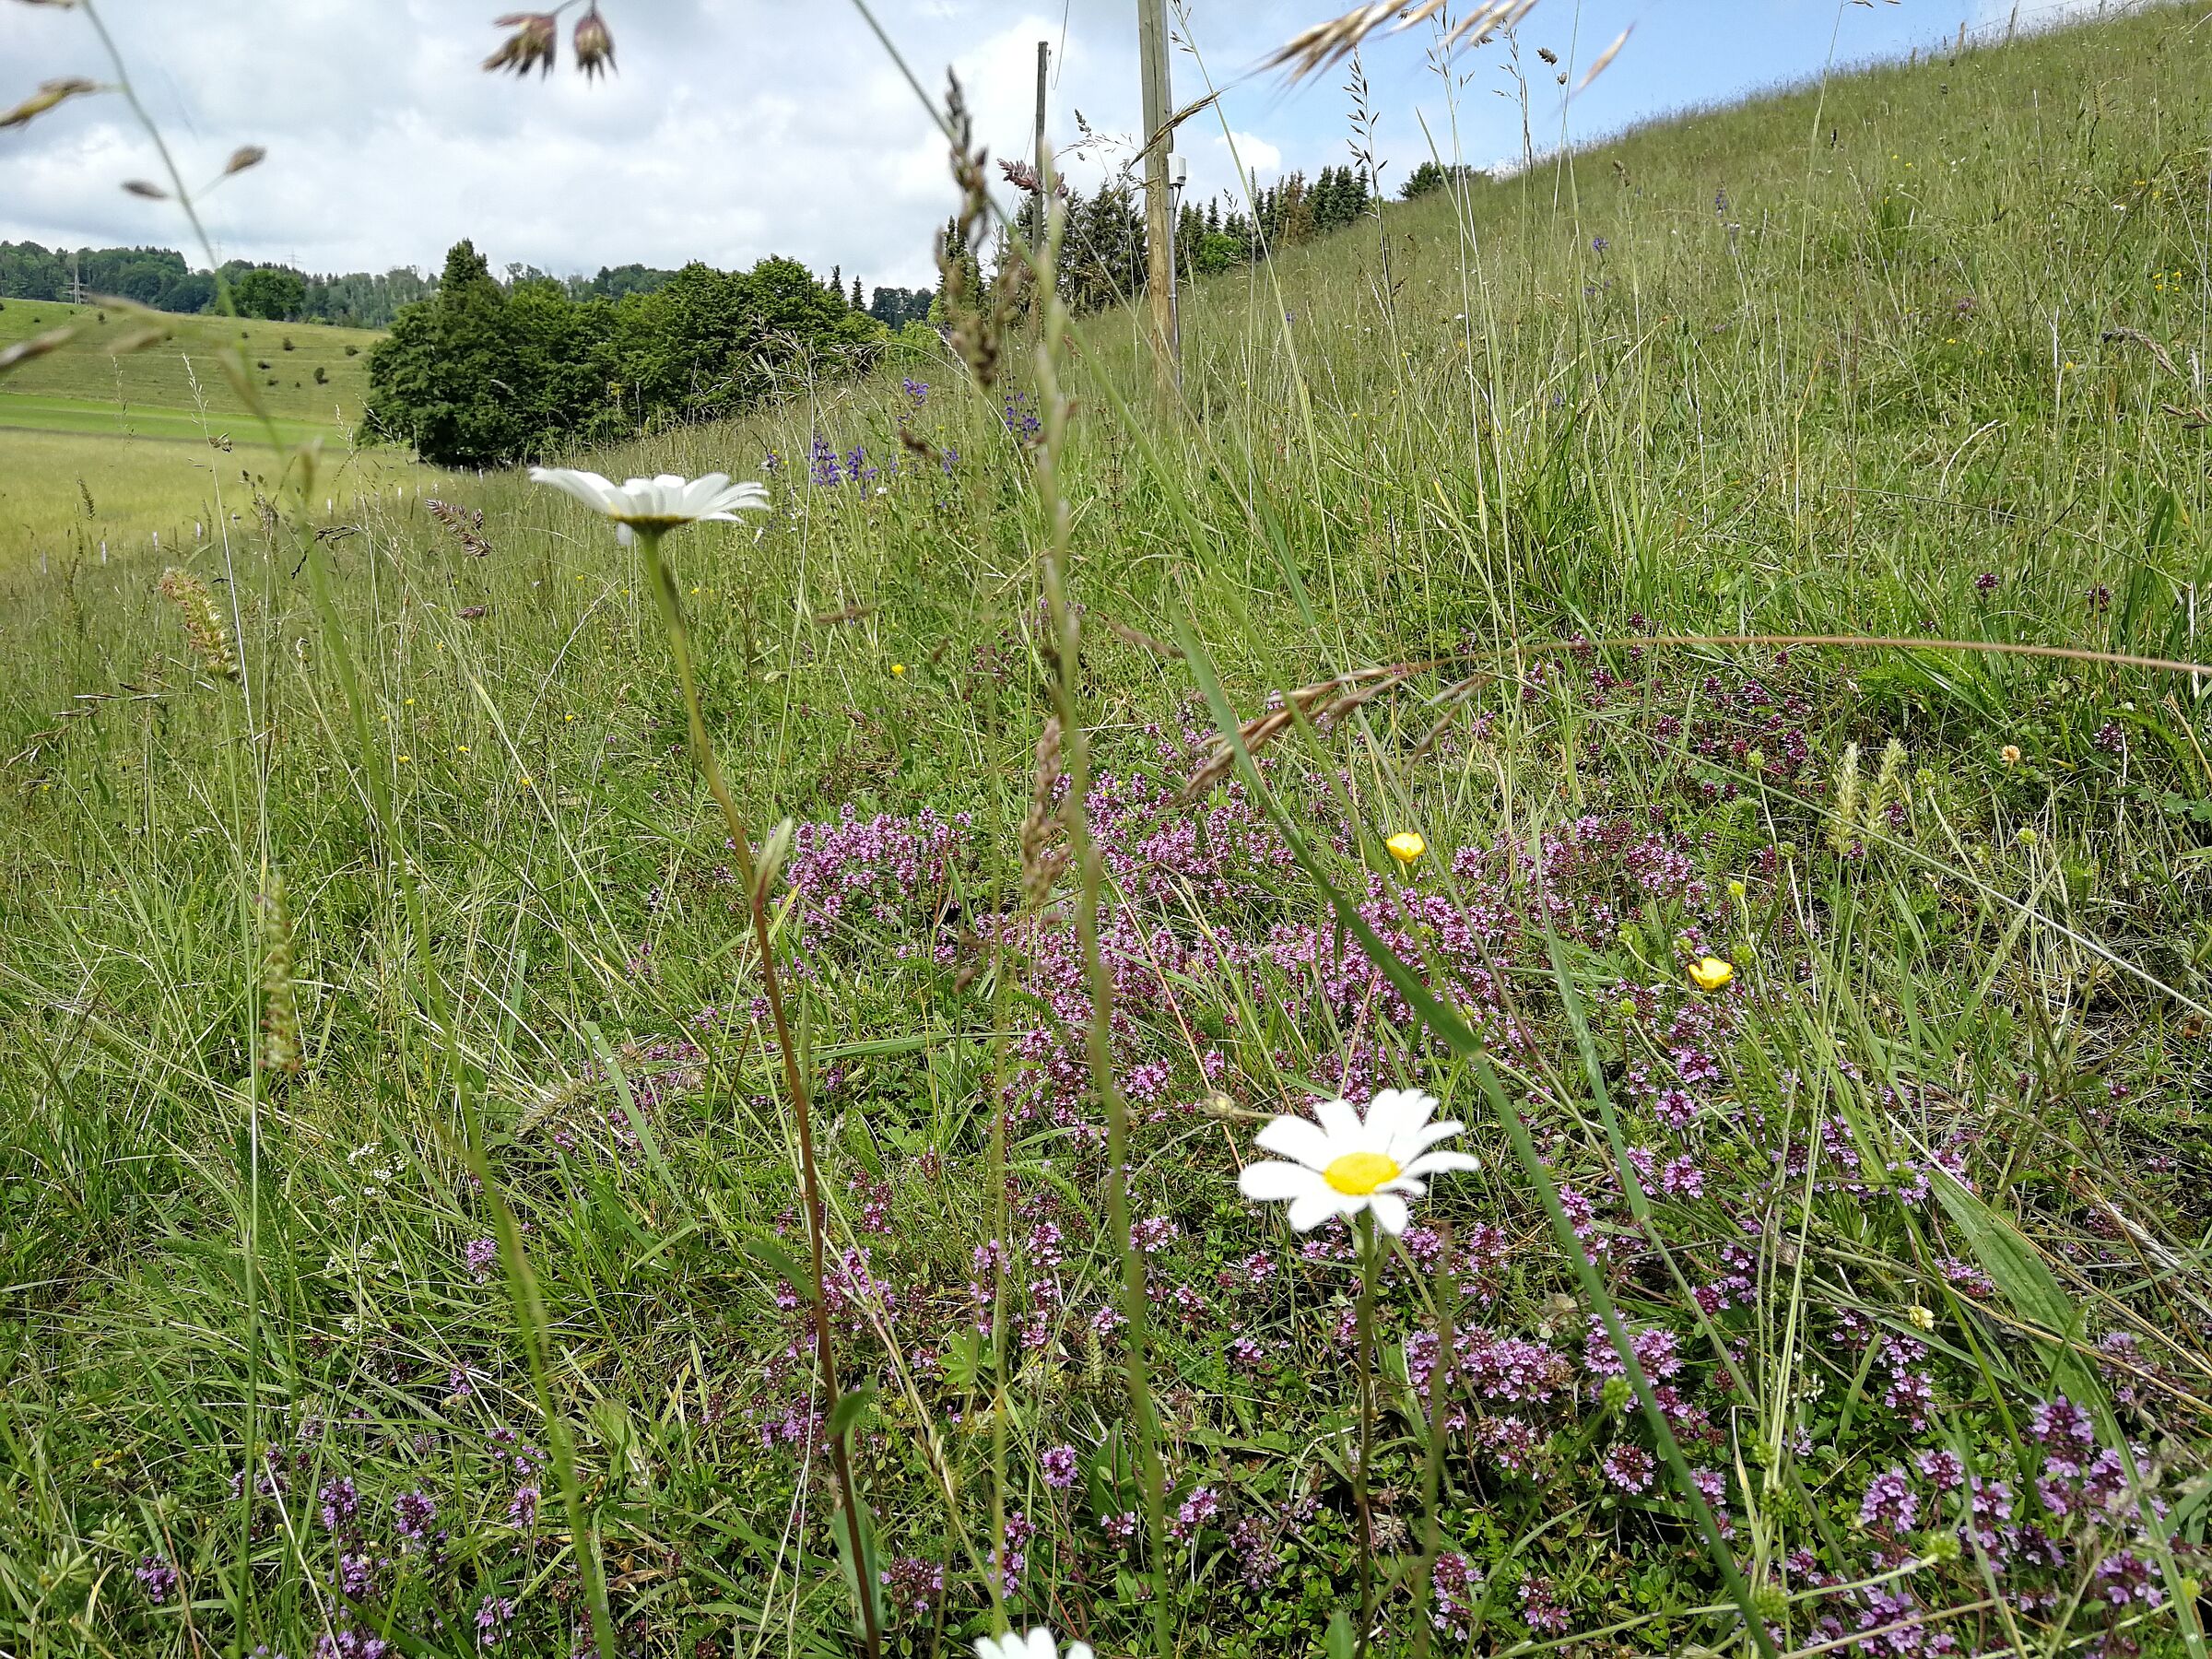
[0,300,436,568]
[1,6,2209,1659]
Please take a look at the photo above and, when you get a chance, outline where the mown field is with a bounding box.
[2,8,2210,1659]
[0,300,440,568]
[0,298,380,427]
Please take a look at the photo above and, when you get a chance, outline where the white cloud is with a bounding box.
[1201,132,1284,203]
[0,1,1182,289]
[4,2,2018,295]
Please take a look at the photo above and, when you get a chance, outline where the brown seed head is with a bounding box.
[223,144,267,176]
[1018,715,1068,907]
[0,324,76,378]
[1,76,100,130]
[483,12,559,77]
[157,566,241,682]
[573,6,617,80]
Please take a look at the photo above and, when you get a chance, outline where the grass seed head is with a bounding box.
[256,877,303,1077]
[483,12,559,77]
[573,6,616,80]
[156,566,241,682]
[1828,741,1863,858]
[1867,737,1909,830]
[0,76,100,131]
[1019,715,1067,907]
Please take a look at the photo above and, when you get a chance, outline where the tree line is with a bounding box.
[0,240,931,337]
[365,241,888,467]
[987,164,1385,313]
[0,241,440,327]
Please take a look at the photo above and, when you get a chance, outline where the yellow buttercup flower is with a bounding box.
[1687,956,1735,993]
[891,663,907,677]
[1385,831,1427,865]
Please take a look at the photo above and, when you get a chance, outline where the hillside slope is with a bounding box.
[0,299,380,434]
[0,9,2207,1659]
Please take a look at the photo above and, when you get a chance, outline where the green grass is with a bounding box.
[2,8,2210,1659]
[0,300,415,567]
[0,298,381,428]
[0,390,333,445]
[0,428,454,570]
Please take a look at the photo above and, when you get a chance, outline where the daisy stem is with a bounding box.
[1355,1209,1380,1659]
[637,527,883,1659]
[1409,1220,1456,1659]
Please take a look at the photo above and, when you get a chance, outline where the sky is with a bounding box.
[0,0,2127,293]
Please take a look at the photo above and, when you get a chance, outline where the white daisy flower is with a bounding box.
[529,467,768,545]
[975,1629,1093,1659]
[1237,1088,1477,1236]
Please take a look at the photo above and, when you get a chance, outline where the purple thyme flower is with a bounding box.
[1168,1485,1220,1542]
[319,1477,359,1532]
[392,1489,437,1547]
[463,1239,499,1283]
[475,1595,516,1649]
[1858,1465,1919,1533]
[1430,1550,1482,1641]
[879,1555,945,1618]
[1602,1443,1656,1493]
[135,1554,178,1603]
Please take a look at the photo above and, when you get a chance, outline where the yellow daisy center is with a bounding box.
[1324,1150,1401,1195]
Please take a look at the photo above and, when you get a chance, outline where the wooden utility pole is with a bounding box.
[1136,0,1179,394]
[1035,40,1050,184]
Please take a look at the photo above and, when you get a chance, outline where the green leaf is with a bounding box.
[827,1381,877,1442]
[1324,1608,1356,1659]
[742,1233,808,1294]
[939,1326,988,1392]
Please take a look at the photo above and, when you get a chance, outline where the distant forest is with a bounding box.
[0,240,938,335]
[0,161,1389,335]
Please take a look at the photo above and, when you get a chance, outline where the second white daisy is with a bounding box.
[529,467,768,545]
[1237,1087,1477,1236]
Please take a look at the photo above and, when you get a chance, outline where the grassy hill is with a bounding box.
[0,302,442,567]
[1,8,2209,1659]
[0,298,380,436]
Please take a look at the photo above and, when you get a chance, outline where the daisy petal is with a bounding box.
[1312,1097,1362,1141]
[1367,1191,1411,1235]
[1370,1087,1440,1134]
[1389,1118,1466,1160]
[1401,1148,1480,1179]
[1240,1160,1324,1203]
[679,475,730,516]
[529,466,617,514]
[1253,1114,1334,1170]
[1286,1190,1346,1231]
